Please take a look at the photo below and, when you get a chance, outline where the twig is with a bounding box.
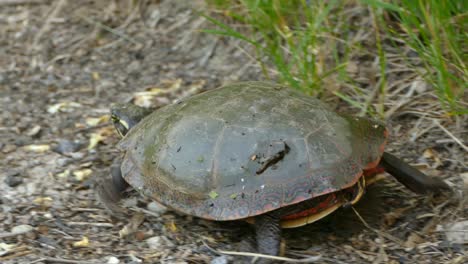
[433,120,468,152]
[351,207,403,245]
[31,0,67,51]
[201,240,322,263]
[29,257,101,264]
[77,14,141,45]
[0,250,33,262]
[161,10,192,35]
[70,207,102,212]
[288,251,349,264]
[0,228,34,239]
[0,0,48,5]
[72,123,110,134]
[66,222,114,227]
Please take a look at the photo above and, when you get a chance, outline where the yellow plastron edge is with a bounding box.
[280,201,344,228]
[280,176,367,229]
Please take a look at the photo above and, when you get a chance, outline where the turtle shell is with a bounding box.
[118,82,388,221]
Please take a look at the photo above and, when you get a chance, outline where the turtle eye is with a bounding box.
[111,114,119,123]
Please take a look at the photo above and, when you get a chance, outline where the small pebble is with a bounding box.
[37,235,58,247]
[5,171,23,187]
[53,139,82,155]
[106,256,120,264]
[146,236,174,249]
[147,201,167,215]
[14,136,32,146]
[11,224,34,235]
[210,256,229,264]
[443,221,468,244]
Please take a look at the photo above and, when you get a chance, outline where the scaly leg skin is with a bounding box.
[380,152,451,194]
[110,161,129,195]
[237,235,259,264]
[254,213,282,264]
[96,160,129,216]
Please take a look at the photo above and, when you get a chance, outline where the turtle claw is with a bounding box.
[95,182,127,218]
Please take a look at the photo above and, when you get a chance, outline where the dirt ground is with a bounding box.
[0,1,466,263]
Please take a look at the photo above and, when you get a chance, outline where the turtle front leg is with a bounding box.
[110,161,130,195]
[96,160,129,215]
[254,213,282,263]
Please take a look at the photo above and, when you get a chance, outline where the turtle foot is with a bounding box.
[95,181,127,218]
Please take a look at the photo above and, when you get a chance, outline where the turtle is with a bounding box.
[98,81,450,261]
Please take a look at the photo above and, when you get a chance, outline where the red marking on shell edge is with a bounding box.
[262,204,275,212]
[338,170,363,191]
[282,193,338,220]
[364,128,388,170]
[364,159,381,170]
[364,166,385,177]
[156,165,365,222]
[289,194,311,204]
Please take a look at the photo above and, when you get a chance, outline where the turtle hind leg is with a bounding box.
[380,152,451,194]
[254,213,282,264]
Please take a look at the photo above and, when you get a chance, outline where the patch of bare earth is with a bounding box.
[0,1,466,263]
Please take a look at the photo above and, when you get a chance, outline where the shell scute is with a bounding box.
[119,82,387,220]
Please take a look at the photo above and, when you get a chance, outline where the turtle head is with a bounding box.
[110,103,153,137]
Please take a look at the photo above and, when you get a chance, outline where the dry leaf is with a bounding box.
[37,225,49,235]
[444,221,468,244]
[11,224,34,235]
[132,79,183,107]
[24,144,50,153]
[422,148,442,168]
[92,72,100,81]
[106,256,120,264]
[119,213,145,238]
[346,61,358,76]
[146,236,174,249]
[147,201,167,215]
[133,92,160,108]
[0,243,16,257]
[88,132,105,150]
[384,206,412,227]
[26,125,41,137]
[134,231,146,241]
[410,78,428,94]
[208,190,218,199]
[73,169,93,181]
[47,102,82,114]
[56,169,70,178]
[461,172,468,189]
[405,232,423,248]
[85,115,110,126]
[80,161,93,168]
[73,236,90,247]
[87,127,113,150]
[166,220,178,232]
[33,196,53,207]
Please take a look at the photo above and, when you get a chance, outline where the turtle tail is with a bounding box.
[379,152,451,195]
